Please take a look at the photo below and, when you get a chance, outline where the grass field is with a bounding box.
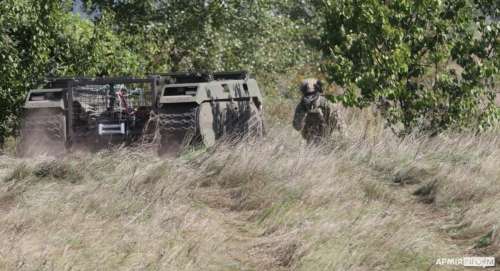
[0,102,499,270]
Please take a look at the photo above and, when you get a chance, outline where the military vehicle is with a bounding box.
[18,77,156,156]
[18,71,265,156]
[155,71,264,153]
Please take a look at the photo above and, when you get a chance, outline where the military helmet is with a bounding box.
[300,78,323,95]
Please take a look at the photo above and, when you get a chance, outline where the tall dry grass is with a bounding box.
[0,100,499,270]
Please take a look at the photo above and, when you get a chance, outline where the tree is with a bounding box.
[83,0,319,73]
[320,0,499,135]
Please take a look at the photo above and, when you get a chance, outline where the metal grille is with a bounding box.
[70,84,154,134]
[73,86,108,117]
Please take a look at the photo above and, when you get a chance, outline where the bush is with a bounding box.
[320,0,499,135]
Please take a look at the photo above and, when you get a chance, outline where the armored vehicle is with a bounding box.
[156,71,265,153]
[18,71,264,156]
[19,77,156,156]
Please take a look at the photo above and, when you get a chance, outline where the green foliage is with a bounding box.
[0,0,59,137]
[85,0,319,73]
[53,11,145,76]
[320,0,499,135]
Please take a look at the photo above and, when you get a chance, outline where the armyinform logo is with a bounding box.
[435,257,495,268]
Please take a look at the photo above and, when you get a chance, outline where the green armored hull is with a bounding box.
[155,72,265,153]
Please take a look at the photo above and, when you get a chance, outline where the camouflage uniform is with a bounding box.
[293,79,345,144]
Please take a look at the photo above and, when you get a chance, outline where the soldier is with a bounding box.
[293,78,345,144]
